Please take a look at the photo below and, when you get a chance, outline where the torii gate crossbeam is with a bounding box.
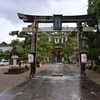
[22,27,93,33]
[18,13,95,23]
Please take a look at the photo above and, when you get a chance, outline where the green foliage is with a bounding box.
[0,42,8,46]
[8,31,53,61]
[37,33,53,61]
[0,51,4,60]
[8,26,77,62]
[0,50,11,60]
[9,31,32,59]
[88,0,100,19]
[87,0,100,29]
[87,0,100,66]
[10,39,21,46]
[83,32,100,65]
[9,31,19,36]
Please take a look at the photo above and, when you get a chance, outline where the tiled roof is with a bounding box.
[0,46,13,52]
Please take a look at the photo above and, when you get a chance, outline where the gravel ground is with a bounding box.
[0,64,49,93]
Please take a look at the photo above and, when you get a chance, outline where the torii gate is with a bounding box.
[17,13,95,78]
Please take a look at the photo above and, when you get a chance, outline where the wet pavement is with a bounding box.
[0,63,100,100]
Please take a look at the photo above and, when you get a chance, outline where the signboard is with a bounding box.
[81,54,87,63]
[28,54,34,63]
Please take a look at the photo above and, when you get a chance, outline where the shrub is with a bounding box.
[8,67,24,74]
[25,65,29,70]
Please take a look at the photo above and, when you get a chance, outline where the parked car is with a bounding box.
[0,60,10,66]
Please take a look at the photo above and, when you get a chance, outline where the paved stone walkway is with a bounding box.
[0,63,100,100]
[68,64,100,85]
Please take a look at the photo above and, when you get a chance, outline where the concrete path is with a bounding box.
[0,63,100,100]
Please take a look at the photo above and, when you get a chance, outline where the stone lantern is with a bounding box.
[10,46,19,68]
[11,55,19,68]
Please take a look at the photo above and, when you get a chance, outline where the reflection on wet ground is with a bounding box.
[0,63,100,100]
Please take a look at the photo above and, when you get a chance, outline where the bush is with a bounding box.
[25,65,29,70]
[92,65,100,73]
[8,67,25,74]
[41,61,46,64]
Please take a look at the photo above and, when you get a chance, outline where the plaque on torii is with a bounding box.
[17,13,96,78]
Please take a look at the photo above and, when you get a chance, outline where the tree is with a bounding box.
[83,32,100,64]
[9,30,53,61]
[9,31,32,59]
[87,0,100,31]
[37,33,53,61]
[86,0,100,67]
[0,42,9,46]
[9,27,77,63]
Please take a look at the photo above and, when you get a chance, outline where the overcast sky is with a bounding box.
[0,0,88,43]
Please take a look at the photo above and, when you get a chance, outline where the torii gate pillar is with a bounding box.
[29,21,38,78]
[77,22,87,77]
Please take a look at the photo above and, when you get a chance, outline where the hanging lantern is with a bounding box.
[81,54,87,63]
[61,38,63,43]
[48,37,51,42]
[28,54,34,63]
[65,36,68,41]
[57,38,59,43]
[55,38,57,44]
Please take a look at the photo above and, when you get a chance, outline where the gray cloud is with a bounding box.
[0,0,88,43]
[0,0,50,24]
[0,0,88,25]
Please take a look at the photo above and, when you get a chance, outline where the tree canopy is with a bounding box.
[6,29,77,63]
[85,0,100,66]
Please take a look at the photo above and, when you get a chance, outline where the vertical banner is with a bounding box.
[48,37,51,42]
[61,38,63,43]
[57,38,59,43]
[81,54,87,63]
[65,36,68,41]
[28,54,34,63]
[55,38,57,44]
